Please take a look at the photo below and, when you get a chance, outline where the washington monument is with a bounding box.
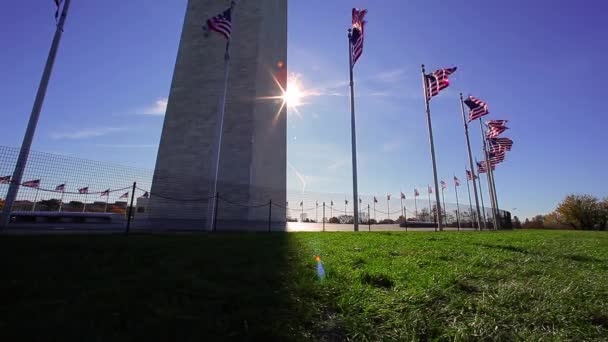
[148,0,287,229]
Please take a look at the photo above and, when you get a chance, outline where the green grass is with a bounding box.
[1,230,607,341]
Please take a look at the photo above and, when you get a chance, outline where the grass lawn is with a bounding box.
[1,230,607,341]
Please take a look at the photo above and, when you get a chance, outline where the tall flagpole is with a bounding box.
[479,119,499,230]
[465,171,474,226]
[348,29,360,232]
[58,187,64,212]
[32,187,40,212]
[208,2,236,231]
[421,65,443,232]
[454,175,461,231]
[482,121,501,229]
[387,196,390,220]
[441,187,446,225]
[1,0,72,228]
[414,195,418,219]
[400,195,404,218]
[459,94,483,231]
[475,158,488,230]
[427,189,432,225]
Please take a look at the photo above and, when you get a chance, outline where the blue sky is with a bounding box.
[1,0,607,219]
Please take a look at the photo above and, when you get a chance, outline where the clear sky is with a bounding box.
[1,0,607,219]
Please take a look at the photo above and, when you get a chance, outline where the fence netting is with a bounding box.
[0,146,511,231]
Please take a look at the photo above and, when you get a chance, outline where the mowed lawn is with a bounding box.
[0,230,607,341]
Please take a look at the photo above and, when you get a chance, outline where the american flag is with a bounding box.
[400,192,406,199]
[488,137,513,152]
[489,151,506,165]
[425,67,457,100]
[487,125,509,138]
[386,194,391,201]
[55,184,65,192]
[205,6,233,40]
[345,199,348,205]
[54,0,62,20]
[23,179,41,188]
[330,200,334,206]
[414,189,420,197]
[140,191,149,199]
[466,170,477,180]
[78,187,89,194]
[465,95,489,121]
[477,161,495,173]
[428,185,433,194]
[100,189,110,197]
[477,161,487,174]
[119,192,129,199]
[351,8,367,65]
[0,176,10,184]
[454,176,461,186]
[358,198,362,204]
[373,196,378,203]
[440,180,447,189]
[487,120,508,128]
[300,201,303,207]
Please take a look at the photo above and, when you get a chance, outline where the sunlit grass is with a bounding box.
[0,230,606,340]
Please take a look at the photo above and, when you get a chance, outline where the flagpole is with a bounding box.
[348,29,360,232]
[465,171,474,227]
[427,189,432,225]
[475,158,488,230]
[104,191,109,213]
[460,93,483,231]
[316,202,318,223]
[387,196,390,220]
[414,195,418,220]
[32,187,39,212]
[58,187,64,212]
[208,2,236,231]
[479,119,499,230]
[454,175,461,231]
[482,122,501,229]
[83,186,89,213]
[400,196,404,218]
[421,65,443,232]
[0,0,71,228]
[441,188,446,226]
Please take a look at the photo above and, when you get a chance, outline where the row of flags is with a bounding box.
[0,176,150,199]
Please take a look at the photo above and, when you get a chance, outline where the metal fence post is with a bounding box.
[126,182,136,235]
[213,192,219,232]
[368,204,371,232]
[268,199,272,232]
[322,202,325,232]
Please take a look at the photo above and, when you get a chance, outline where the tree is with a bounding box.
[512,216,521,229]
[543,211,570,230]
[556,194,599,230]
[522,215,544,229]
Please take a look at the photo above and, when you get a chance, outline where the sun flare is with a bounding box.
[282,80,303,108]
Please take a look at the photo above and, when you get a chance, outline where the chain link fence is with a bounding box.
[0,146,511,231]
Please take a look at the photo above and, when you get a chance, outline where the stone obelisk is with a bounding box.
[148,0,287,230]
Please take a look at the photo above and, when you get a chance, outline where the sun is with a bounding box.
[282,80,303,108]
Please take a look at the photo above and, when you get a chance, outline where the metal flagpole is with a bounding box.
[414,195,418,220]
[83,186,89,213]
[465,171,474,226]
[441,188,446,225]
[482,121,501,229]
[427,189,432,225]
[460,94,483,231]
[348,29,360,232]
[421,65,443,232]
[454,175,461,231]
[479,119,499,230]
[58,187,64,212]
[208,2,236,231]
[1,0,72,228]
[400,195,404,218]
[32,187,40,212]
[316,201,318,223]
[104,193,109,213]
[373,200,376,221]
[330,202,333,219]
[387,196,390,220]
[475,158,488,230]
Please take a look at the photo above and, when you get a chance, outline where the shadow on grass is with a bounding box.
[0,233,317,341]
[475,243,531,254]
